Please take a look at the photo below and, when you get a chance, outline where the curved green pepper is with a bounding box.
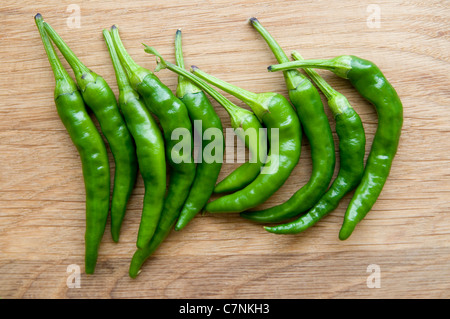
[110,25,196,248]
[43,21,137,243]
[103,29,167,250]
[35,14,110,274]
[172,29,224,230]
[269,54,403,240]
[265,51,366,234]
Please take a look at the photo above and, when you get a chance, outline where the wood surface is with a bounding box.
[1,0,449,299]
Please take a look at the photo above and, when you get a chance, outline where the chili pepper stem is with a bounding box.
[190,66,275,122]
[43,22,95,86]
[110,25,151,89]
[249,17,307,91]
[35,15,67,83]
[248,17,289,64]
[291,52,335,99]
[174,29,202,97]
[190,66,258,105]
[143,44,250,128]
[268,56,353,79]
[174,29,184,69]
[102,29,130,93]
[291,51,351,116]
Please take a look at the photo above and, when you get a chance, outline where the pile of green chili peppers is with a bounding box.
[34,14,403,277]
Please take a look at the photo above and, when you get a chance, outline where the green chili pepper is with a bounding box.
[35,14,110,274]
[268,54,403,240]
[171,29,224,230]
[110,25,196,247]
[188,67,302,213]
[43,21,138,243]
[144,42,267,207]
[103,30,167,250]
[265,51,366,234]
[240,18,336,223]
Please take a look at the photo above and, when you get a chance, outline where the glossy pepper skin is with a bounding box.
[172,30,224,231]
[269,55,403,240]
[103,30,167,250]
[190,67,302,214]
[43,21,138,243]
[144,44,267,196]
[110,25,196,248]
[35,14,110,274]
[265,51,366,234]
[241,17,336,223]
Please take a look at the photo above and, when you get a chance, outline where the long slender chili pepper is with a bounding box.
[103,30,167,250]
[35,14,110,274]
[265,51,366,234]
[171,29,224,230]
[110,25,196,247]
[43,21,137,243]
[240,17,336,223]
[268,54,403,240]
[144,43,267,199]
[188,67,302,213]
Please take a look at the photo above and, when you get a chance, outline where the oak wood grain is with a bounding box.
[0,0,449,299]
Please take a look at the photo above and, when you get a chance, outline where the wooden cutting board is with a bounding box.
[1,0,449,299]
